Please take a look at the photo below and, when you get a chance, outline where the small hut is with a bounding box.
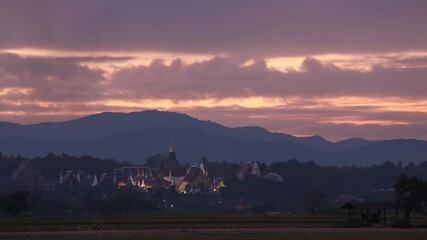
[340,202,398,222]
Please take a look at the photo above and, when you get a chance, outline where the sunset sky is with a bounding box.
[1,0,427,141]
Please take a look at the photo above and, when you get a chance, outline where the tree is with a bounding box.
[0,191,29,216]
[394,174,427,222]
[145,154,167,169]
[303,190,325,214]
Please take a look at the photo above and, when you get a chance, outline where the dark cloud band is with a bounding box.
[1,1,427,56]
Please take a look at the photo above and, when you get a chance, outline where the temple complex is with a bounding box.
[178,160,210,192]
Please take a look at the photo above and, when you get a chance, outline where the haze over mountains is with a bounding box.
[0,110,426,166]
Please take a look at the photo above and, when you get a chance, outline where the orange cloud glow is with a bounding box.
[0,87,33,96]
[2,96,425,126]
[267,51,427,71]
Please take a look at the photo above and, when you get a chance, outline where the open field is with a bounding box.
[1,215,427,240]
[2,228,427,240]
[0,215,346,232]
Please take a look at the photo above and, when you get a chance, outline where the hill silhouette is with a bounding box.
[0,110,426,166]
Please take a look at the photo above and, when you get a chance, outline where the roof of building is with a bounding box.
[265,173,283,182]
[63,170,74,181]
[240,161,253,176]
[163,176,184,185]
[182,166,201,182]
[11,160,41,180]
[212,177,226,188]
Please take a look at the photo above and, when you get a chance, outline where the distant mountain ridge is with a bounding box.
[0,111,375,151]
[0,110,426,166]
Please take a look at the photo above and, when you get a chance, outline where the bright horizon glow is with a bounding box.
[4,48,427,74]
[267,51,427,71]
[2,95,425,129]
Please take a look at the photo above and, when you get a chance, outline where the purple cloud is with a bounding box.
[0,53,106,101]
[1,52,426,104]
[1,1,427,56]
[108,57,427,99]
[1,1,427,141]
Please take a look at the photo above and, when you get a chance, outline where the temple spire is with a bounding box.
[166,136,179,177]
[92,174,98,187]
[169,136,175,152]
[129,174,136,186]
[200,160,207,175]
[77,171,81,183]
[59,171,63,184]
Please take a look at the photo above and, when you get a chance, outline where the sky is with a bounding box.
[0,0,427,141]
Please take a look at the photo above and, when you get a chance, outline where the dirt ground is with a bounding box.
[1,228,427,240]
[1,215,427,240]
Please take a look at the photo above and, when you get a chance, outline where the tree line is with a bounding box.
[1,152,427,218]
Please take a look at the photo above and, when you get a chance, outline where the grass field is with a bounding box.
[1,215,427,239]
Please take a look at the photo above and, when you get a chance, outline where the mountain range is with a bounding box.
[1,110,426,166]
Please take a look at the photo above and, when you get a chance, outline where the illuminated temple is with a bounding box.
[55,138,228,193]
[163,138,184,185]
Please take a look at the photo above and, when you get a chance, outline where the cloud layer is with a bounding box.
[1,1,427,56]
[1,52,426,140]
[2,53,427,101]
[0,1,426,141]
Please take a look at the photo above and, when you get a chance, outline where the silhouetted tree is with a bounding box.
[0,191,29,216]
[303,190,325,214]
[394,174,427,222]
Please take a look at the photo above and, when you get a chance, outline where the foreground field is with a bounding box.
[2,228,427,240]
[1,215,427,240]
